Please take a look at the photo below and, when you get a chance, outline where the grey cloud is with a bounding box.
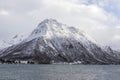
[0,0,43,13]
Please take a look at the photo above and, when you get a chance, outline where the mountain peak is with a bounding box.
[45,18,58,22]
[26,19,96,44]
[38,18,58,25]
[27,19,62,41]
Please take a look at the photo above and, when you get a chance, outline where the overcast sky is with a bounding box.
[0,0,120,50]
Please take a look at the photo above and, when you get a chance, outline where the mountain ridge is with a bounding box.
[0,19,120,64]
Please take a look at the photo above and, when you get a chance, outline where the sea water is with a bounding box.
[0,64,120,80]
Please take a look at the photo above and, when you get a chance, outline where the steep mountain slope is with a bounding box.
[0,19,120,64]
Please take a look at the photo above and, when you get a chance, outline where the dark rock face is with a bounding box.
[0,19,120,64]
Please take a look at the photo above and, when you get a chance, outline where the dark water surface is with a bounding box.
[0,64,120,80]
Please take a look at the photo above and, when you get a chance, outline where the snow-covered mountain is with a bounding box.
[0,19,120,64]
[0,33,29,50]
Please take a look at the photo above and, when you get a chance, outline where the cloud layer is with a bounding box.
[0,0,120,50]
